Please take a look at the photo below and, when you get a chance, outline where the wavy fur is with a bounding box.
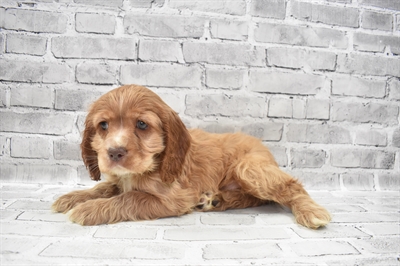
[53,85,331,229]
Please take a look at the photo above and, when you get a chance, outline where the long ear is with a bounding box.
[159,110,191,183]
[80,118,101,181]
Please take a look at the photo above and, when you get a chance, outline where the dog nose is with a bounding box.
[108,147,127,162]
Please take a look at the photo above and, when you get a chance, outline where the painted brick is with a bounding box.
[358,223,400,236]
[124,14,205,38]
[306,99,330,120]
[355,130,387,147]
[10,84,53,109]
[332,101,398,124]
[0,7,4,28]
[268,97,306,119]
[290,1,359,28]
[4,9,67,33]
[6,34,47,56]
[378,174,400,190]
[359,0,400,11]
[352,238,399,254]
[74,0,123,7]
[291,148,326,168]
[157,93,185,114]
[200,213,255,225]
[52,36,136,59]
[16,211,68,222]
[1,237,49,258]
[4,164,76,183]
[185,93,266,118]
[77,165,93,185]
[292,224,370,238]
[169,0,246,15]
[0,111,75,135]
[342,173,375,191]
[120,63,202,88]
[287,124,352,144]
[129,0,164,8]
[240,122,283,141]
[393,128,400,148]
[76,63,117,84]
[354,33,400,54]
[249,70,327,95]
[388,78,400,100]
[292,99,306,119]
[249,0,286,19]
[41,240,185,259]
[332,213,399,223]
[289,241,359,256]
[267,145,287,167]
[0,85,7,107]
[337,54,400,77]
[0,164,17,182]
[11,137,51,159]
[183,42,265,66]
[331,75,386,98]
[77,115,86,133]
[331,149,395,169]
[0,34,4,54]
[267,47,337,71]
[204,242,283,259]
[326,205,367,213]
[268,97,292,118]
[55,88,104,111]
[257,207,295,225]
[137,215,197,226]
[164,227,289,240]
[94,226,158,239]
[75,13,116,34]
[254,23,348,49]
[0,136,9,156]
[397,15,400,31]
[199,122,235,134]
[205,68,244,89]
[139,39,183,62]
[7,200,52,211]
[2,222,91,237]
[362,11,393,31]
[54,140,81,160]
[210,20,248,41]
[0,60,72,83]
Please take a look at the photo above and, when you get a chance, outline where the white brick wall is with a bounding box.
[0,0,399,191]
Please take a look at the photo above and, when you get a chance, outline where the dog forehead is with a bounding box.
[92,107,162,128]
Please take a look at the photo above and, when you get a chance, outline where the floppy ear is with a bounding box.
[80,118,101,181]
[159,110,191,184]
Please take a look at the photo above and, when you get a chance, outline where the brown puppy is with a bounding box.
[53,85,331,228]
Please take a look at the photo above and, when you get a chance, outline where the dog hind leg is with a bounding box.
[234,155,331,229]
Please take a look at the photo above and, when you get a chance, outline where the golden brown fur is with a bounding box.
[52,85,331,229]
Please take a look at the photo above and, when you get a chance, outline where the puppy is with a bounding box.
[52,85,331,229]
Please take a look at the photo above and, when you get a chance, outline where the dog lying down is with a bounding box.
[52,85,331,229]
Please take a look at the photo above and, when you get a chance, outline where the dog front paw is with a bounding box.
[52,194,82,213]
[69,199,119,226]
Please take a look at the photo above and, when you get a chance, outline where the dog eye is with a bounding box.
[100,121,108,130]
[136,120,148,130]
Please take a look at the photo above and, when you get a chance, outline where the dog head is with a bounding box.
[81,85,191,183]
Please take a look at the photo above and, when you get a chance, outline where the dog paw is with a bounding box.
[52,194,81,213]
[195,191,220,211]
[295,205,331,229]
[69,199,112,226]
